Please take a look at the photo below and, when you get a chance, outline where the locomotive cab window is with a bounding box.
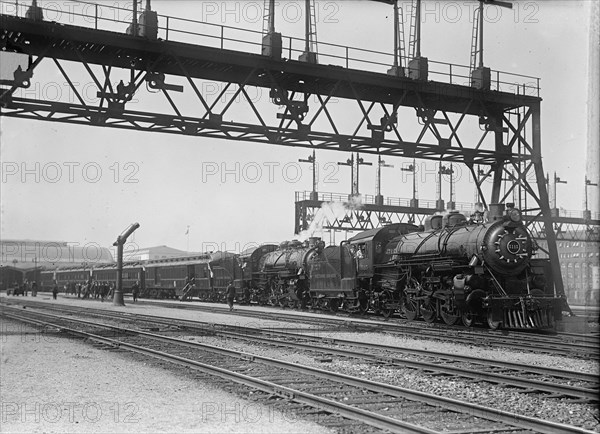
[355,243,368,259]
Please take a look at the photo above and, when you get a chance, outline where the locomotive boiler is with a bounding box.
[254,237,325,307]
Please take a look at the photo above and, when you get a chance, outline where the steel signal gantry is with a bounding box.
[0,1,581,300]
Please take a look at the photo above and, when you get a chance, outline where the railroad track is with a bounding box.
[2,306,596,434]
[120,298,600,359]
[3,296,598,359]
[12,302,598,403]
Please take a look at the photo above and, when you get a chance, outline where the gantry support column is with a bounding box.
[490,111,505,205]
[531,103,566,304]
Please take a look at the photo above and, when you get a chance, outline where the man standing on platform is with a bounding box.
[132,281,139,303]
[226,281,236,311]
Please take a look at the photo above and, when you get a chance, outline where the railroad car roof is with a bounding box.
[144,251,238,267]
[46,261,143,272]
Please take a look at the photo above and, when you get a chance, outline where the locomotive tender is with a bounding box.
[39,203,563,330]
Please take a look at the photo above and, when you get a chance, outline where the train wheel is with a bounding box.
[328,299,339,312]
[462,312,475,327]
[402,295,418,321]
[420,298,437,323]
[381,307,395,318]
[487,312,502,330]
[378,291,394,318]
[441,309,460,326]
[358,299,369,315]
[402,277,421,321]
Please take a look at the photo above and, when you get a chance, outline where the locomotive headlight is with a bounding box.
[506,240,521,255]
[509,208,522,222]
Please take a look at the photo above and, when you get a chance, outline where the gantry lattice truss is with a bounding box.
[294,193,600,244]
[2,5,598,298]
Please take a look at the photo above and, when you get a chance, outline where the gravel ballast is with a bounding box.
[1,294,598,433]
[1,315,333,434]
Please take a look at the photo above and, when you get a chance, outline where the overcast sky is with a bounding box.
[0,0,596,257]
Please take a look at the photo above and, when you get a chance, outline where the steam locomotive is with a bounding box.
[308,203,561,330]
[39,203,563,330]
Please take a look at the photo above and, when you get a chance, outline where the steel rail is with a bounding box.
[3,297,597,361]
[20,303,598,400]
[129,299,600,358]
[3,297,598,362]
[3,307,596,434]
[6,300,597,384]
[0,310,439,434]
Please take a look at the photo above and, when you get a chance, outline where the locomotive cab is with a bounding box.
[346,223,420,279]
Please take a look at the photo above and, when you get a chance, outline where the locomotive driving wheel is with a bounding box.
[439,295,461,325]
[401,277,419,321]
[379,290,395,318]
[440,308,461,326]
[420,297,437,323]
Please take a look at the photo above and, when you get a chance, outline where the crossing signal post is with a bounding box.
[338,153,372,200]
[438,163,455,210]
[376,155,394,205]
[299,150,318,200]
[584,176,598,220]
[401,159,417,208]
[551,172,567,216]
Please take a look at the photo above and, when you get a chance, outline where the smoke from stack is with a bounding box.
[297,195,363,241]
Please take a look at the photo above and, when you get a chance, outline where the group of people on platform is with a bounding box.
[63,280,115,301]
[8,280,39,297]
[7,279,141,303]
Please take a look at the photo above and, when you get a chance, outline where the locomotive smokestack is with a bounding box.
[488,203,505,222]
[308,237,320,248]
